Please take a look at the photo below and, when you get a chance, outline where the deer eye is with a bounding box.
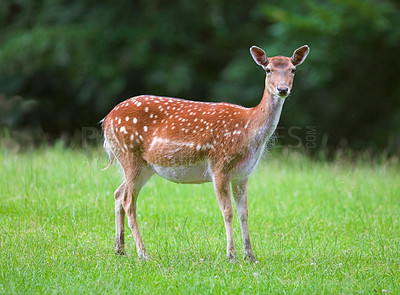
[265,68,271,74]
[291,68,296,74]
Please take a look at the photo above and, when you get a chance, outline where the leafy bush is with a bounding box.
[0,0,399,152]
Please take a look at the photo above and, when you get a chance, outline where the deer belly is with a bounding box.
[151,164,212,184]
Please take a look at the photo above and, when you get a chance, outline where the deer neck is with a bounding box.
[249,84,285,145]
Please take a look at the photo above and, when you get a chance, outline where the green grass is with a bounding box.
[0,146,399,294]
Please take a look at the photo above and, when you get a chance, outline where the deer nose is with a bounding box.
[277,86,289,95]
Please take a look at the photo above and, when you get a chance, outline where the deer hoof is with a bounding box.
[244,253,257,262]
[138,252,150,261]
[115,248,126,256]
[227,251,237,263]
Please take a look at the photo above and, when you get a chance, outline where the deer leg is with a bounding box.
[232,177,256,262]
[213,172,236,261]
[123,165,154,260]
[114,181,126,255]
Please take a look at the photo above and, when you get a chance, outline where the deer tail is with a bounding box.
[102,137,115,170]
[101,117,116,171]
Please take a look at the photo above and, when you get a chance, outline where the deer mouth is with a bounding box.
[277,87,290,98]
[278,93,289,99]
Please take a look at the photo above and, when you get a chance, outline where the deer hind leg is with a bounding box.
[114,181,126,255]
[231,177,256,262]
[212,172,236,261]
[122,161,154,260]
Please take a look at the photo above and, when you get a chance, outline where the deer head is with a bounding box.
[250,45,310,98]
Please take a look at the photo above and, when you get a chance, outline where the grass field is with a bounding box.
[1,146,399,294]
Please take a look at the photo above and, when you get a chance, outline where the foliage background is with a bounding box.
[1,0,399,153]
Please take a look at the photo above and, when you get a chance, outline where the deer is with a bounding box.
[102,45,309,262]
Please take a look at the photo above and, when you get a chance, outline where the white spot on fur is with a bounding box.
[120,126,128,134]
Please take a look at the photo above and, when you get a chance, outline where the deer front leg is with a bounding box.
[232,177,256,262]
[213,173,236,261]
[114,181,126,255]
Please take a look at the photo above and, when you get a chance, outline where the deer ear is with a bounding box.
[291,45,310,66]
[250,46,268,67]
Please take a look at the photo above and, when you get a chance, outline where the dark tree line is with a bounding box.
[1,0,399,153]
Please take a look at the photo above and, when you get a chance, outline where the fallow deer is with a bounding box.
[102,45,309,261]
